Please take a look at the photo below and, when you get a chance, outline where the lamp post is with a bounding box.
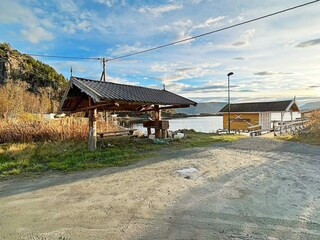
[227,72,234,133]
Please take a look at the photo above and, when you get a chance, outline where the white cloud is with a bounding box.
[159,16,225,43]
[229,14,244,24]
[175,30,193,42]
[0,0,35,24]
[0,0,55,43]
[138,3,183,16]
[94,0,126,7]
[108,76,139,85]
[151,64,169,73]
[60,11,97,34]
[107,42,148,56]
[62,19,92,33]
[194,16,225,29]
[21,27,54,44]
[190,0,203,4]
[150,62,220,84]
[56,0,78,13]
[232,29,255,47]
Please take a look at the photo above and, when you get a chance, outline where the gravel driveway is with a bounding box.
[1,137,320,239]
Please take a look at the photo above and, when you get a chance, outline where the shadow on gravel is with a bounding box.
[0,137,319,202]
[133,139,320,240]
[0,143,228,198]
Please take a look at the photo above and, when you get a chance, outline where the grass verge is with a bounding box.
[0,130,243,178]
[279,134,320,146]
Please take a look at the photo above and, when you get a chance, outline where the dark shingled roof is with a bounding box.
[60,77,197,112]
[219,100,299,113]
[71,77,196,105]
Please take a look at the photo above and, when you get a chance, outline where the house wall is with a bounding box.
[223,113,259,130]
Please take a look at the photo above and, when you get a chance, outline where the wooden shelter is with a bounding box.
[219,99,300,132]
[60,77,197,150]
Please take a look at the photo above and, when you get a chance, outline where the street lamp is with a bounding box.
[227,72,234,133]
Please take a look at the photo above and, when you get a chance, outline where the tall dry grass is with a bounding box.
[0,117,122,143]
[306,110,320,136]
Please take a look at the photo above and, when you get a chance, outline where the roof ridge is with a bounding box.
[230,100,292,105]
[72,76,163,91]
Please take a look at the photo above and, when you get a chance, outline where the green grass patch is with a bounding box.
[279,134,320,146]
[0,130,243,178]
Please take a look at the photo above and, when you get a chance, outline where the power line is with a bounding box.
[107,0,320,61]
[19,0,319,62]
[26,53,101,61]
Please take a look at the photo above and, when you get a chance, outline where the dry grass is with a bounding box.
[0,117,121,143]
[281,111,320,146]
[305,110,320,135]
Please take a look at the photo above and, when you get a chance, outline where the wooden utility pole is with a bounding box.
[100,58,106,82]
[88,97,97,151]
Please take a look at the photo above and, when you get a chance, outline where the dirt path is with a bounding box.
[1,138,320,239]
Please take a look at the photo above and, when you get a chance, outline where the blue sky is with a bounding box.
[0,0,320,104]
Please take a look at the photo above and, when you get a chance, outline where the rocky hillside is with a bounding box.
[0,43,67,100]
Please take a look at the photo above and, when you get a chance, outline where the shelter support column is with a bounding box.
[88,97,97,151]
[280,112,284,135]
[154,105,161,138]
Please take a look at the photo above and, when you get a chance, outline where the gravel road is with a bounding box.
[1,137,320,239]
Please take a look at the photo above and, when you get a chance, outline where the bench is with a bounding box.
[97,129,137,138]
[249,129,262,137]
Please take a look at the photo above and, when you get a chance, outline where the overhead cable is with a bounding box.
[22,0,319,62]
[107,0,320,61]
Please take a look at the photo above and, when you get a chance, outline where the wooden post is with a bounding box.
[280,112,284,135]
[162,129,166,138]
[290,111,293,134]
[88,97,97,151]
[154,105,161,138]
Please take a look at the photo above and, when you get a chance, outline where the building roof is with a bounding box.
[219,100,299,113]
[60,77,197,112]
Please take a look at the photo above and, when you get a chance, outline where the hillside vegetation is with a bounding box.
[0,43,67,101]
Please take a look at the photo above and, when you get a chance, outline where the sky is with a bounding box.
[0,0,320,104]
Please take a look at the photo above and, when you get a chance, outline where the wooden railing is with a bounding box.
[273,120,308,136]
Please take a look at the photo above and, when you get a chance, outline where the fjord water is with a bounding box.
[125,112,301,133]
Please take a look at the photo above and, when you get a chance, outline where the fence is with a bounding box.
[273,119,308,136]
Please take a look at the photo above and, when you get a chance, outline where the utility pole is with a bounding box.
[100,58,106,82]
[227,72,234,134]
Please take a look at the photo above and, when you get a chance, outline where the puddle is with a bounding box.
[177,167,198,174]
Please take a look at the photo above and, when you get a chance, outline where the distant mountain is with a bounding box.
[176,102,227,115]
[300,101,320,111]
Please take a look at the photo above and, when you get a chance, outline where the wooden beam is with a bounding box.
[139,104,190,112]
[136,104,152,112]
[159,104,190,110]
[73,102,119,113]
